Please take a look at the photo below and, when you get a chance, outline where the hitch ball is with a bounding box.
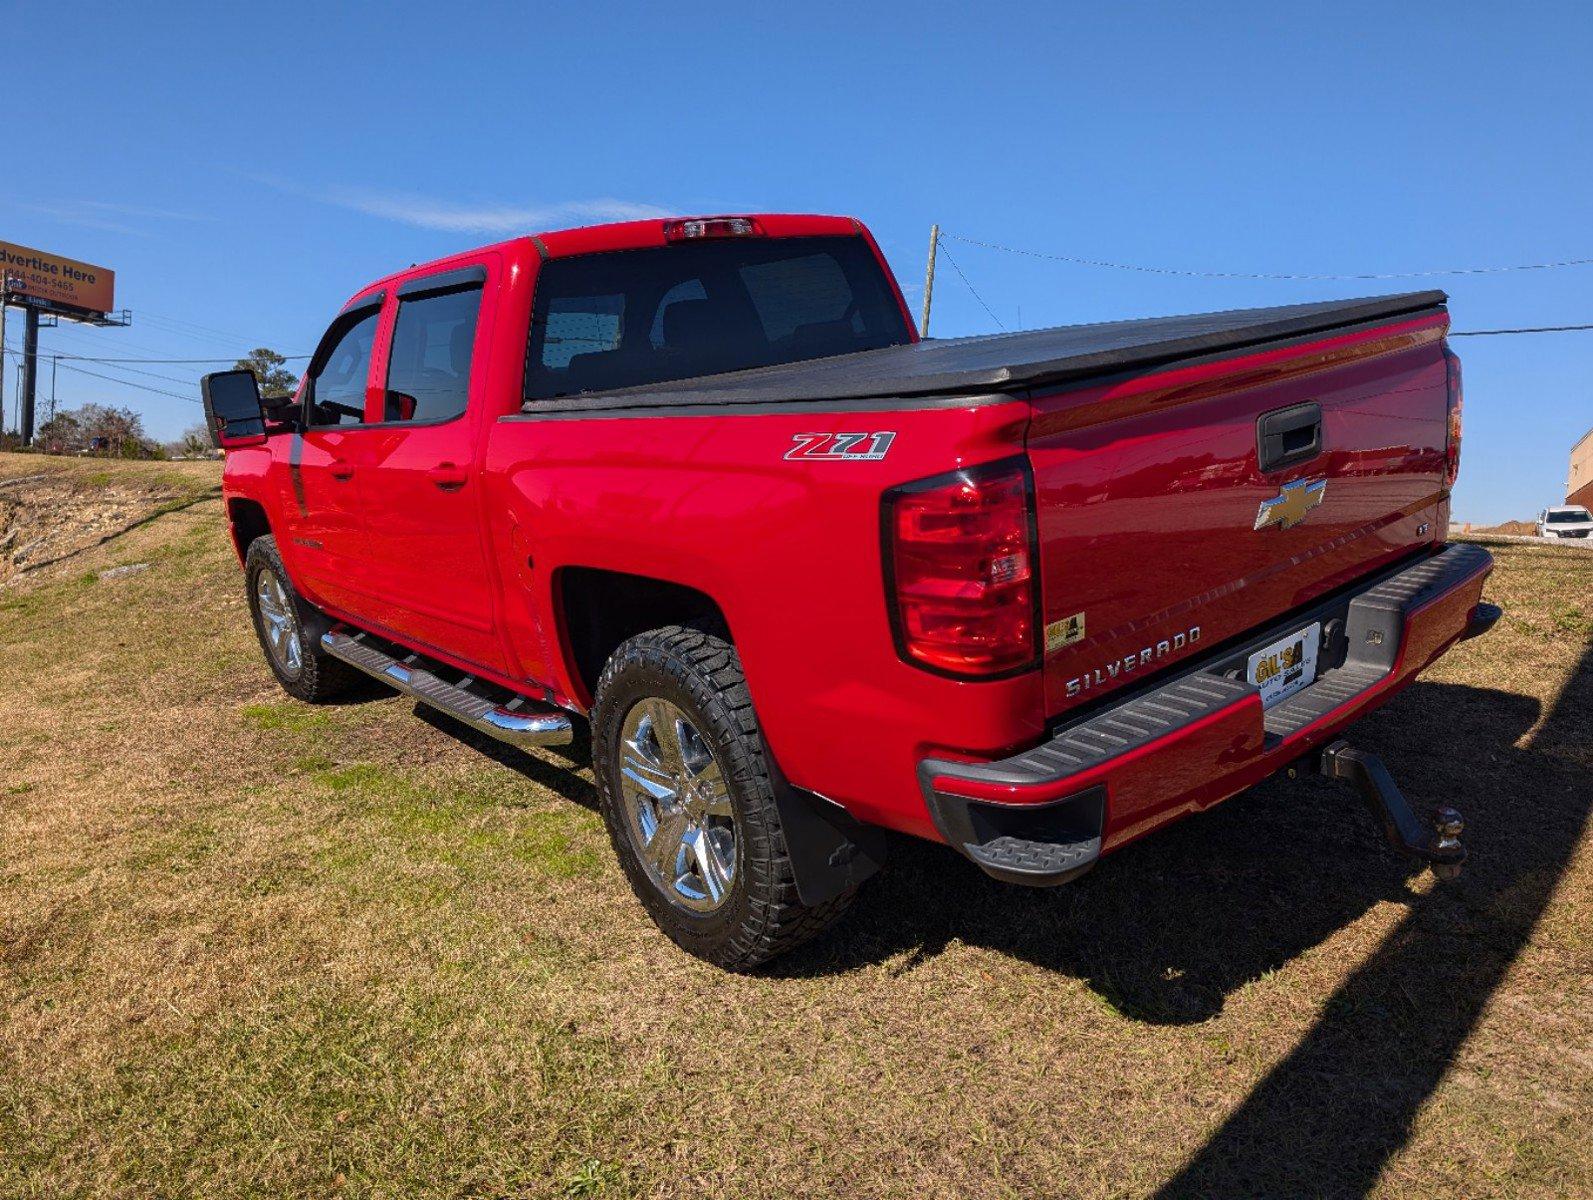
[1431,806,1465,880]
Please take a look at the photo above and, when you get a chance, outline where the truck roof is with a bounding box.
[518,290,1448,417]
[535,213,862,258]
[347,213,866,305]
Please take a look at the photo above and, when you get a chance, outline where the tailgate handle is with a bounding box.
[1257,402,1322,473]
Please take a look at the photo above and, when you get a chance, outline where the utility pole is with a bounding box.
[20,307,38,445]
[0,278,8,436]
[920,223,939,337]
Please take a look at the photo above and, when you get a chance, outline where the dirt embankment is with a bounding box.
[0,453,220,586]
[1468,519,1537,536]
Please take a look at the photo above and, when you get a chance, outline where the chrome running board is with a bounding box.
[320,630,574,748]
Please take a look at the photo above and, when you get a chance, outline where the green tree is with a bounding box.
[233,348,299,399]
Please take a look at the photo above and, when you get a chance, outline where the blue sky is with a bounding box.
[7,0,1589,522]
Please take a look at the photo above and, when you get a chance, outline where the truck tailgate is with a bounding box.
[1027,305,1453,718]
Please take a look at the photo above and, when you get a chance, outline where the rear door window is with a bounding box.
[525,235,910,400]
[383,285,483,423]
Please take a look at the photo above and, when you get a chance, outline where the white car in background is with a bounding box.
[1537,505,1593,539]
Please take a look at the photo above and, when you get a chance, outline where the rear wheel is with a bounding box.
[244,536,354,703]
[616,696,739,912]
[591,625,853,969]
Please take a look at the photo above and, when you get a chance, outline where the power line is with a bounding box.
[1450,324,1593,336]
[38,319,256,363]
[26,349,308,364]
[45,359,198,403]
[139,311,297,352]
[1,346,194,388]
[139,311,278,343]
[28,307,301,361]
[77,354,307,363]
[936,237,1007,331]
[943,231,1593,281]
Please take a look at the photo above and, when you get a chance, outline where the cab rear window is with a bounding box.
[524,236,910,399]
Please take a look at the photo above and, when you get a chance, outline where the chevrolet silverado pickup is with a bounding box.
[204,213,1499,968]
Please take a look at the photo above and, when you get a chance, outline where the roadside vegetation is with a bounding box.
[0,456,1587,1198]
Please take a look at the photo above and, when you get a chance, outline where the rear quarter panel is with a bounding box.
[484,399,1040,838]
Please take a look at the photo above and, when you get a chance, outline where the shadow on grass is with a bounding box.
[402,625,1585,1193]
[414,705,598,812]
[772,673,1568,1020]
[11,487,223,577]
[1148,644,1590,1197]
[316,675,401,706]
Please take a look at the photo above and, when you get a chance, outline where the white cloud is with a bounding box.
[281,182,672,234]
[14,198,215,235]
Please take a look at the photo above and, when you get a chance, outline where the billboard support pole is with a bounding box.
[20,306,38,445]
[0,285,8,435]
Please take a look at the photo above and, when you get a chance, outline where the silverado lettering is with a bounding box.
[1066,627,1202,698]
[205,212,1497,969]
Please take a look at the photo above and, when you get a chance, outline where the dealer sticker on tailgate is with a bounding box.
[1246,622,1321,708]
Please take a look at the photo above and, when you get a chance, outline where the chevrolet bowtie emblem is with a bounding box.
[1254,478,1327,531]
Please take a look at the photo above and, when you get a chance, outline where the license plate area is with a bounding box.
[1246,622,1321,708]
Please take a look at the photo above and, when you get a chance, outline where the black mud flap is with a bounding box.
[764,747,888,907]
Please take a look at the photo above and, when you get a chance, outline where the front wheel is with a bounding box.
[244,536,354,703]
[591,625,853,969]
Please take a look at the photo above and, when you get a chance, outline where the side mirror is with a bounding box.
[201,369,268,449]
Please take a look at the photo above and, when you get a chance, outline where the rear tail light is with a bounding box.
[883,459,1040,678]
[663,216,764,242]
[1442,345,1464,491]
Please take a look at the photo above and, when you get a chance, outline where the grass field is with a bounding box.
[1,453,1588,1198]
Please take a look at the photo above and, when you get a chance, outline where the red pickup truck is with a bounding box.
[204,213,1499,968]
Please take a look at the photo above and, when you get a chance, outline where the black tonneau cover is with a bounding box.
[518,291,1446,416]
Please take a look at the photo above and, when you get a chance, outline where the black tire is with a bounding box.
[244,535,355,703]
[591,625,853,969]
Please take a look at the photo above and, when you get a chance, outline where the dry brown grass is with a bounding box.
[0,455,1588,1198]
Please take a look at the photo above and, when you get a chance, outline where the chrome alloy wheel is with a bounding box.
[618,698,736,913]
[256,568,304,677]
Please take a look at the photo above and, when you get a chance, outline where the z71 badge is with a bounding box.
[785,432,896,461]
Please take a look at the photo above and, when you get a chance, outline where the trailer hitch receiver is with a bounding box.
[1316,740,1466,879]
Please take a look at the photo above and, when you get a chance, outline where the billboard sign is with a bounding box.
[0,239,114,316]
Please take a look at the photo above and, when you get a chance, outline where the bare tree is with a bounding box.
[35,404,157,458]
[35,411,85,454]
[167,422,216,459]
